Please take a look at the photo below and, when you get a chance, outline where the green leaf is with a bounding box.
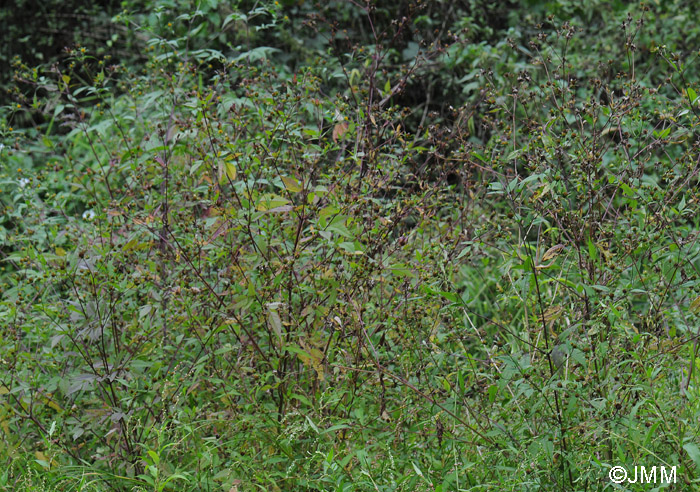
[412,461,425,478]
[389,262,415,278]
[471,151,486,162]
[257,193,290,212]
[506,149,523,161]
[327,215,353,238]
[437,291,460,303]
[222,12,247,29]
[588,238,597,262]
[684,442,700,471]
[339,241,364,254]
[267,304,284,348]
[653,127,671,139]
[147,450,160,465]
[488,384,497,403]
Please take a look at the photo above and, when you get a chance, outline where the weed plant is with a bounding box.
[1,1,700,491]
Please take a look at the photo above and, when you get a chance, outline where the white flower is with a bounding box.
[18,178,30,188]
[82,210,96,221]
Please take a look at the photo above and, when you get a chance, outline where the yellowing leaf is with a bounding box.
[220,160,237,182]
[281,176,302,193]
[600,126,620,138]
[332,121,349,143]
[55,247,67,257]
[690,295,700,313]
[46,399,63,412]
[596,241,613,264]
[542,244,565,262]
[35,450,56,469]
[267,303,284,349]
[531,183,551,201]
[298,339,325,381]
[542,305,563,323]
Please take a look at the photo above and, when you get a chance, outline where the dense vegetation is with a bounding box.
[2,1,700,490]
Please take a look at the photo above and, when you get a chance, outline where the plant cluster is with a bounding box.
[2,1,700,491]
